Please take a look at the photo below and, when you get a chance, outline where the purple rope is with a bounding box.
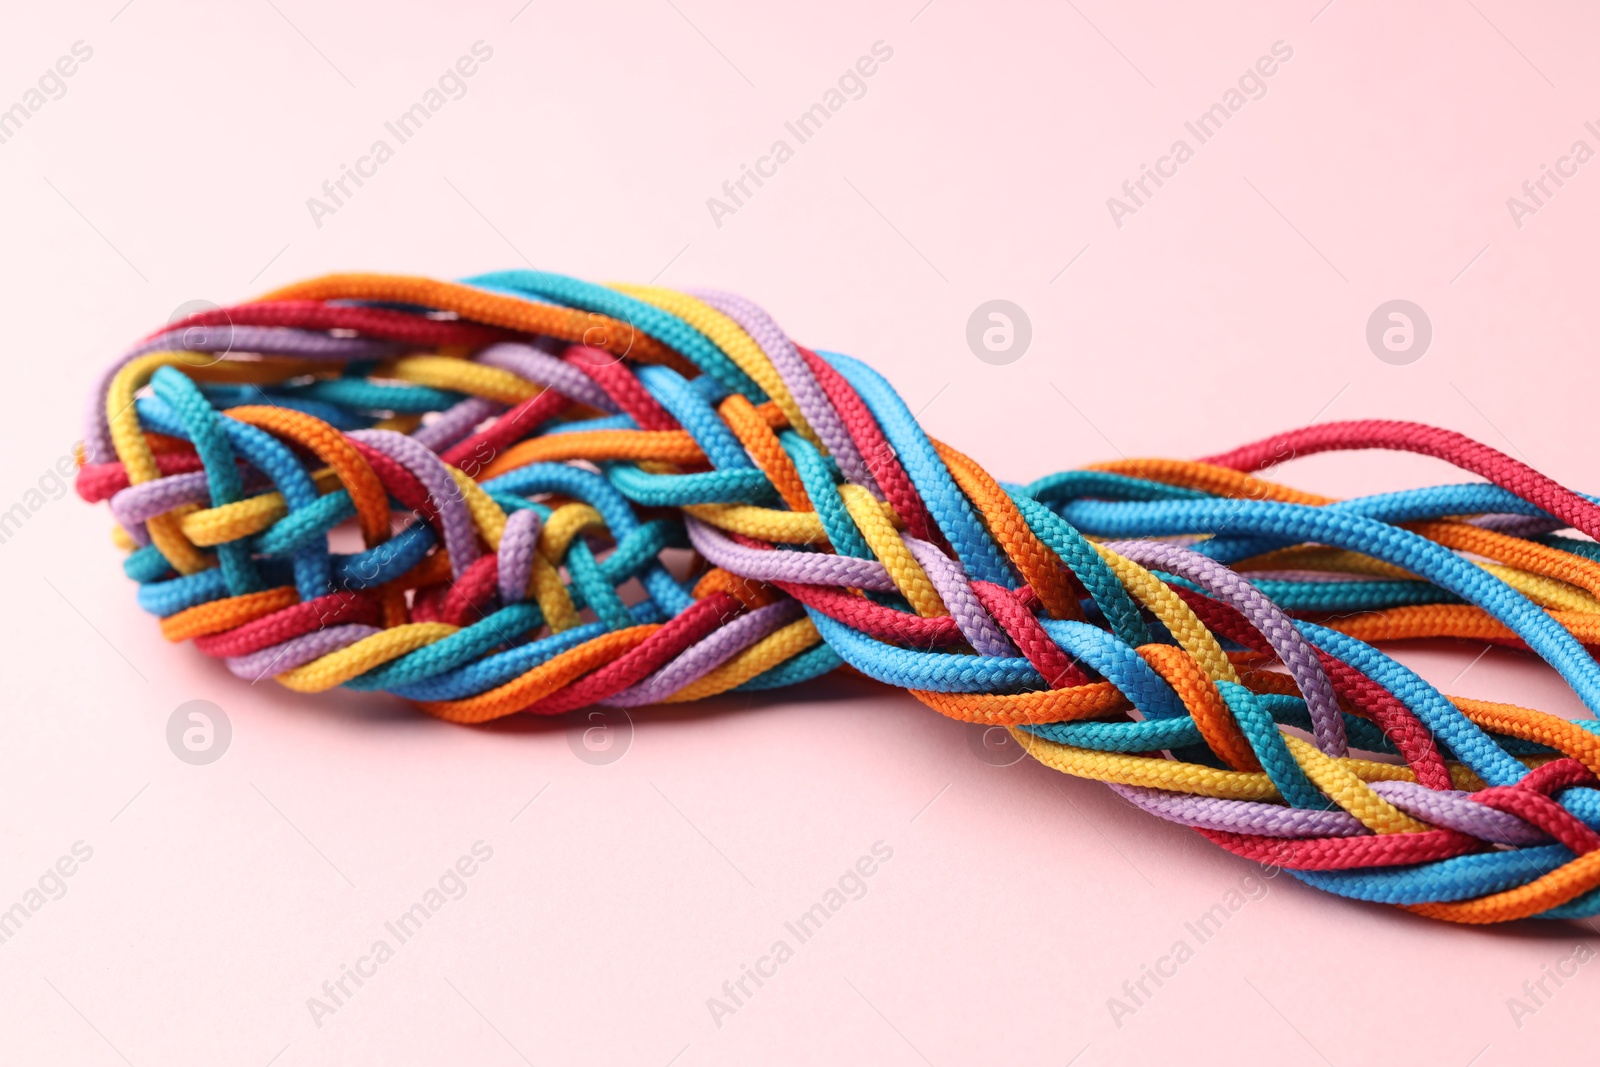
[84,326,397,463]
[1110,784,1367,837]
[347,430,480,578]
[225,624,380,680]
[497,509,544,605]
[133,324,396,361]
[1468,514,1567,536]
[1241,570,1392,583]
[1367,780,1549,845]
[111,463,298,544]
[686,516,895,591]
[412,396,505,453]
[1107,539,1348,757]
[690,288,879,495]
[603,600,804,707]
[903,536,1014,656]
[109,472,211,545]
[475,343,620,413]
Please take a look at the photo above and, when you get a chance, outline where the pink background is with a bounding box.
[4,1,1599,1063]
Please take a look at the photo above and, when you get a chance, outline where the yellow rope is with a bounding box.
[838,484,945,617]
[663,618,822,703]
[386,356,541,405]
[275,623,459,691]
[1093,544,1238,683]
[609,284,818,446]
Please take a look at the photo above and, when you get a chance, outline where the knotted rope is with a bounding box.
[78,269,1600,923]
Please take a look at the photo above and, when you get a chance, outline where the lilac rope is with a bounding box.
[903,536,1014,656]
[84,326,397,463]
[603,600,804,707]
[475,342,620,413]
[1116,779,1550,846]
[225,624,380,680]
[110,463,298,544]
[347,430,481,577]
[1110,784,1367,838]
[686,516,895,591]
[497,509,544,605]
[1470,513,1568,537]
[412,396,505,453]
[690,288,878,494]
[133,324,396,361]
[108,471,211,545]
[1367,780,1549,845]
[1238,570,1393,583]
[1107,539,1347,757]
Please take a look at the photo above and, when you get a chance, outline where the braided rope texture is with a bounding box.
[76,269,1600,924]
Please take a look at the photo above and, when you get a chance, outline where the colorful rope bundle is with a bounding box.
[78,269,1600,924]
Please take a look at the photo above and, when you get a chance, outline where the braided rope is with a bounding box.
[77,269,1600,924]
